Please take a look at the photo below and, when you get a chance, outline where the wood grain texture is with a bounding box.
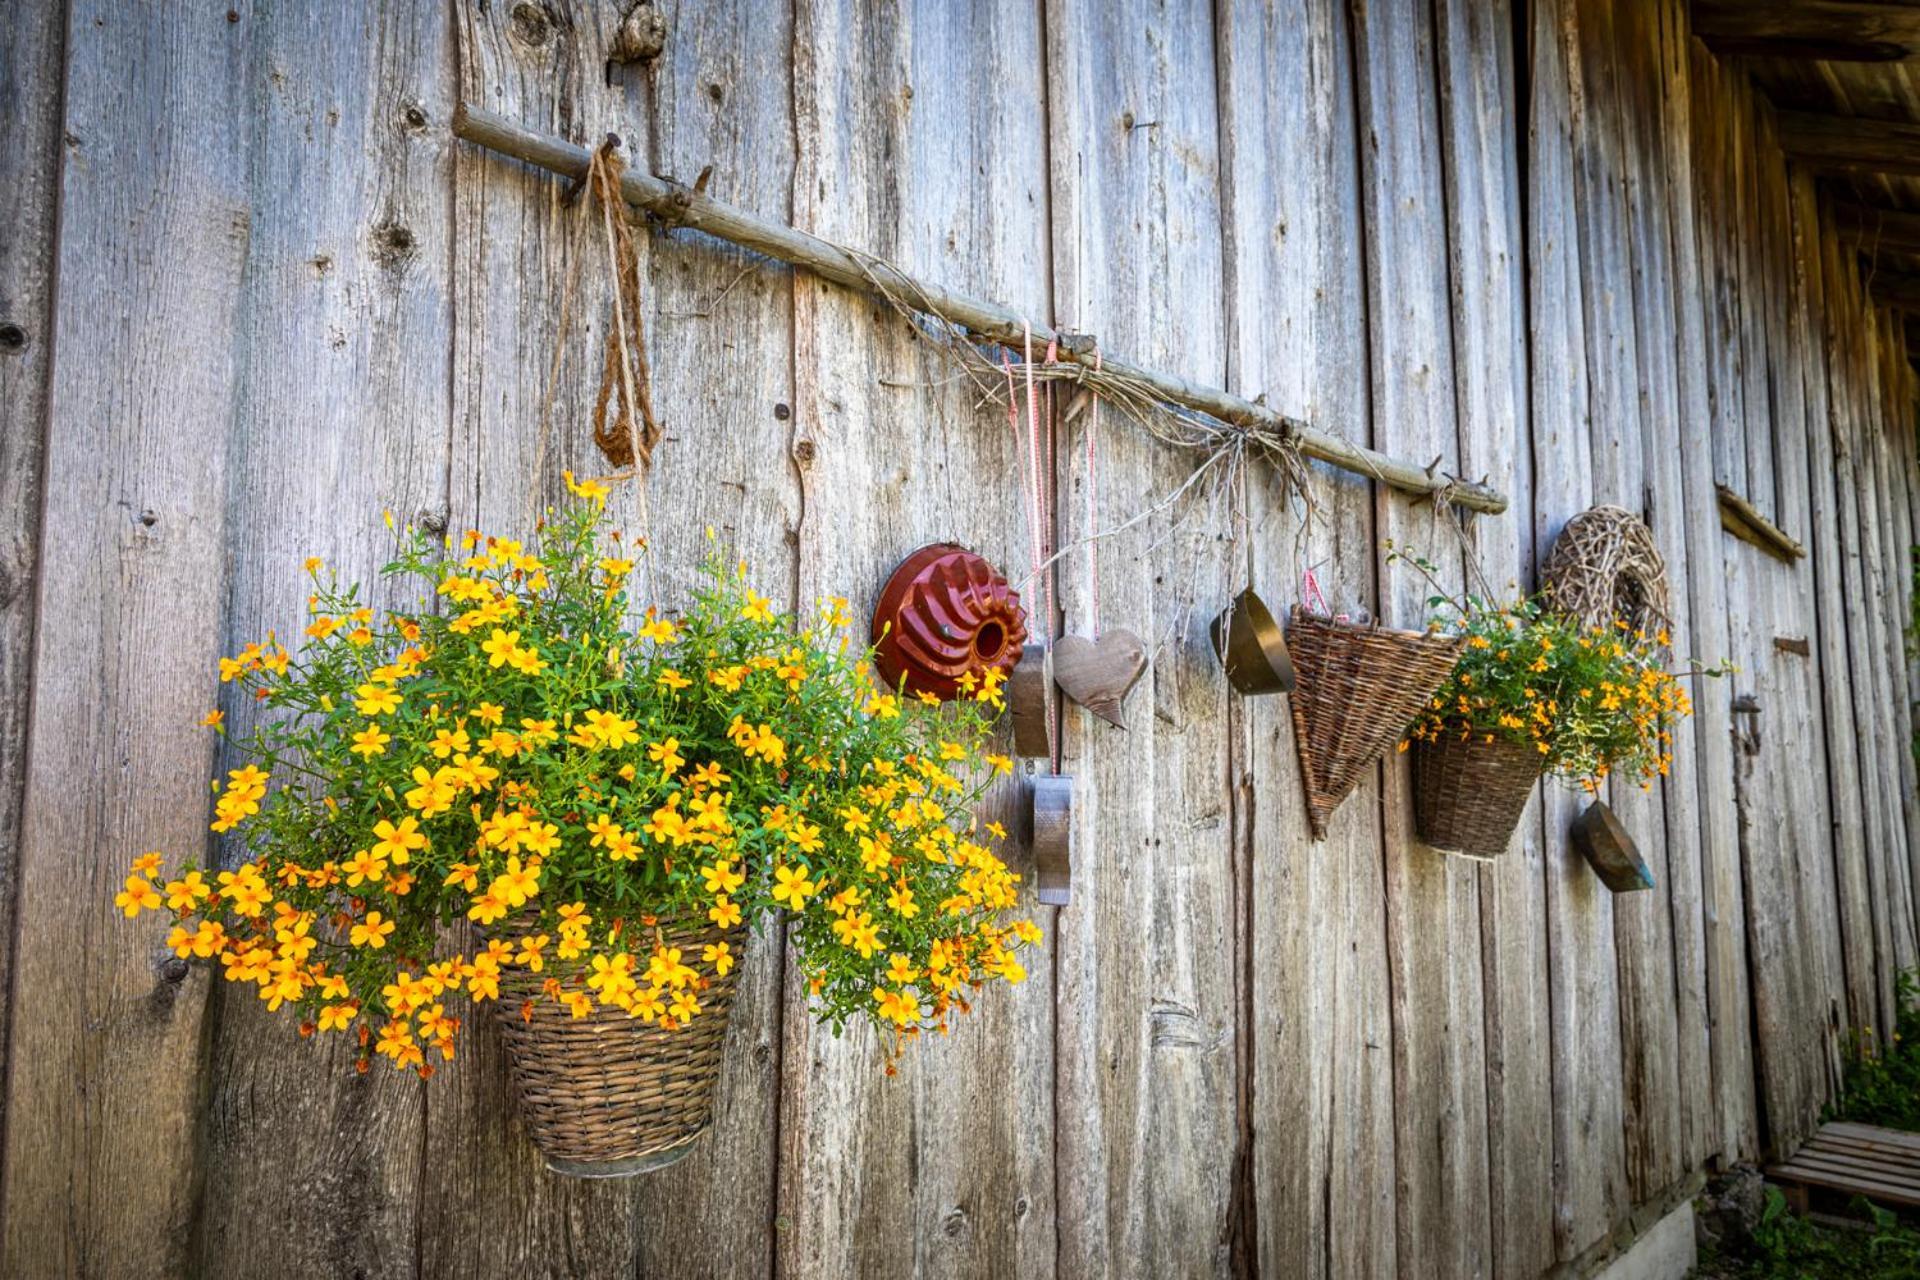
[188,6,452,1274]
[1681,37,1759,1169]
[1565,0,1688,1212]
[10,0,1920,1274]
[1046,1,1240,1274]
[0,2,249,1273]
[439,3,650,1274]
[1219,1,1396,1276]
[783,2,1057,1277]
[1628,0,1720,1182]
[0,0,65,1164]
[619,0,796,1270]
[1795,169,1885,1053]
[1531,0,1629,1256]
[1434,0,1556,1272]
[1351,0,1493,1273]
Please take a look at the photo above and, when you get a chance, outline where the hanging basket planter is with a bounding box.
[1287,609,1463,840]
[495,915,746,1177]
[1411,730,1543,857]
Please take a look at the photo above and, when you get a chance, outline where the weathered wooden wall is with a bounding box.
[2,1,1915,1277]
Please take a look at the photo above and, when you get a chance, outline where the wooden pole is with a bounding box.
[451,102,1511,515]
[1716,483,1807,561]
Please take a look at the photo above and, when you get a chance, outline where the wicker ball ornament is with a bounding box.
[870,544,1028,700]
[1539,505,1671,647]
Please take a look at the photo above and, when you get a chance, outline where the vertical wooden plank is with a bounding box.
[1531,0,1615,1257]
[1220,2,1396,1276]
[781,2,1057,1277]
[1570,0,1684,1207]
[432,5,648,1274]
[1864,310,1920,971]
[1835,225,1904,1035]
[618,2,795,1273]
[1678,36,1757,1167]
[1351,1,1493,1274]
[1620,0,1717,1181]
[187,8,452,1274]
[1435,1,1556,1275]
[1046,1,1241,1274]
[1791,169,1882,1072]
[0,3,247,1273]
[0,0,66,1150]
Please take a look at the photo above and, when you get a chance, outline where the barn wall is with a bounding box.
[1,1,1914,1277]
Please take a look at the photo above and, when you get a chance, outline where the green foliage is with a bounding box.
[1384,546,1693,791]
[124,492,1036,1074]
[1830,971,1920,1132]
[1710,1187,1920,1279]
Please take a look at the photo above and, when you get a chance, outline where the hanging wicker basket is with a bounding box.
[1411,730,1543,857]
[494,915,745,1177]
[1287,609,1463,840]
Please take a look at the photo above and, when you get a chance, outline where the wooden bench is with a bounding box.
[1767,1121,1920,1213]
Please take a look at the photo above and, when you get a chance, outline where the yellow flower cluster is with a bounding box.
[1408,598,1695,792]
[122,490,1037,1074]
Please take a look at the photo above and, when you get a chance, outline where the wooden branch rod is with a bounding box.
[452,103,1511,516]
[1716,484,1806,562]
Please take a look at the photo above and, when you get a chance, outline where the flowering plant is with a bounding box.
[119,480,1037,1075]
[1391,552,1696,792]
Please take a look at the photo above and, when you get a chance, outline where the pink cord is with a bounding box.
[1088,352,1102,639]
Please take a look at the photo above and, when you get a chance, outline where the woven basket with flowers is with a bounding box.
[116,478,1038,1176]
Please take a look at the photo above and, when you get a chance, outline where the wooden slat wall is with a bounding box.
[2,1,1917,1277]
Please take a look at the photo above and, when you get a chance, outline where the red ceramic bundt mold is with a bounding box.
[869,544,1028,701]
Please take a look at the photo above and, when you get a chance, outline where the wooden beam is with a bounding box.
[1835,203,1920,256]
[1863,266,1920,309]
[1693,2,1920,61]
[1717,484,1808,561]
[451,102,1512,514]
[1777,110,1920,176]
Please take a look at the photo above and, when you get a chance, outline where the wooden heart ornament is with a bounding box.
[1052,630,1147,729]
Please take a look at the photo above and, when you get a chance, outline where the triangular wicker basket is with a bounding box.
[1287,608,1464,840]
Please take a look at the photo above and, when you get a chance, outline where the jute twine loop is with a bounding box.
[1539,505,1672,650]
[587,138,664,473]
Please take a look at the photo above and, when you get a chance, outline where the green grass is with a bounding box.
[1697,1188,1920,1278]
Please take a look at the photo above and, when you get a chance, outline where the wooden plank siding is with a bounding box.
[1,2,1917,1278]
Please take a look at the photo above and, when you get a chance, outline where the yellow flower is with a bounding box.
[583,709,640,751]
[341,848,387,887]
[351,725,391,757]
[350,912,396,949]
[372,816,429,865]
[355,683,402,717]
[493,855,540,907]
[564,469,610,505]
[741,591,774,624]
[771,864,817,911]
[318,1003,358,1033]
[872,987,918,1027]
[200,709,225,728]
[114,875,161,918]
[704,941,735,976]
[709,896,743,929]
[647,737,686,779]
[701,859,745,894]
[429,727,471,758]
[162,871,210,912]
[481,628,522,668]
